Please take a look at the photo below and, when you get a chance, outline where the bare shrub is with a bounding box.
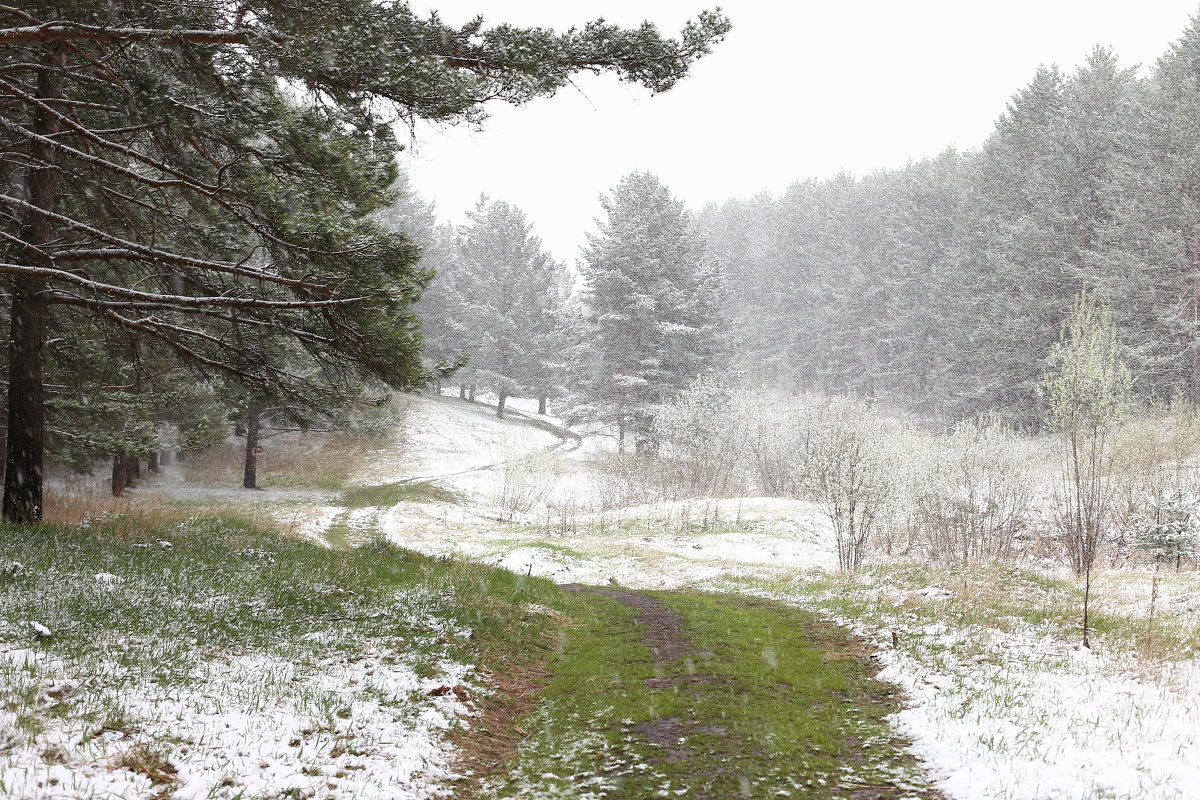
[493,438,556,520]
[589,452,663,510]
[793,396,900,572]
[911,422,1038,564]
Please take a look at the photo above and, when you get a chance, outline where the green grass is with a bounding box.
[337,480,462,509]
[736,561,1200,663]
[0,517,564,664]
[0,516,570,762]
[482,590,936,799]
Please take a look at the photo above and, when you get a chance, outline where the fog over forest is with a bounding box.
[5,5,1200,800]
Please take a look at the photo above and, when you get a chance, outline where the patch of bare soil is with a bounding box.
[447,659,551,798]
[568,586,693,664]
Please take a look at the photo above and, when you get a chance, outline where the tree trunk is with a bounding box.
[148,452,159,472]
[243,408,261,489]
[111,454,126,497]
[1082,564,1093,648]
[123,455,137,489]
[160,450,172,467]
[538,396,547,415]
[3,45,64,523]
[468,384,476,402]
[497,393,507,418]
[129,456,140,483]
[459,383,467,399]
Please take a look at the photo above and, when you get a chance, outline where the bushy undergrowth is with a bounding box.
[624,381,1200,578]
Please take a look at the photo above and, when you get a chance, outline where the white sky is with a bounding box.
[403,1,1200,263]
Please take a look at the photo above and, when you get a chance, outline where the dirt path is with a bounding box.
[479,585,944,800]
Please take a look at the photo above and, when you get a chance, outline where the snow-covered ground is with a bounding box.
[366,396,1200,800]
[37,393,1200,800]
[0,648,473,800]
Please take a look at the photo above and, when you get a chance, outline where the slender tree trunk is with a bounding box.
[496,393,507,418]
[160,450,172,467]
[1082,563,1092,649]
[459,383,467,399]
[468,384,476,402]
[538,396,547,415]
[3,44,64,523]
[243,408,261,490]
[111,454,126,497]
[148,452,159,472]
[130,457,140,483]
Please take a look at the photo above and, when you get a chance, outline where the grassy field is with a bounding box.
[0,514,567,799]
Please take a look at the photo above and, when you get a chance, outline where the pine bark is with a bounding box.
[3,44,64,523]
[111,454,126,497]
[538,396,547,415]
[496,392,508,418]
[243,408,261,489]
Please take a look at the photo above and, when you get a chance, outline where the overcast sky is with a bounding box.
[403,1,1200,263]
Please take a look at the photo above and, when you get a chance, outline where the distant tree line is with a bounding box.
[699,20,1200,424]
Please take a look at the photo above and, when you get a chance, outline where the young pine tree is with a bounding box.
[455,198,567,417]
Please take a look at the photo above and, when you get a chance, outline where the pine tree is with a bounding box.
[0,2,731,521]
[575,172,723,450]
[455,198,566,417]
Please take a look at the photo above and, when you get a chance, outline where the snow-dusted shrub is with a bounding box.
[1110,407,1200,539]
[590,452,662,510]
[651,378,753,500]
[493,438,556,520]
[744,401,807,497]
[911,422,1038,564]
[793,396,900,572]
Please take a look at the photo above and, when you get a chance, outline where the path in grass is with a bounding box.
[470,586,941,800]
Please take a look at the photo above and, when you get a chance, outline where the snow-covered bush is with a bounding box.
[911,422,1038,564]
[793,396,900,572]
[1110,407,1200,537]
[651,378,753,499]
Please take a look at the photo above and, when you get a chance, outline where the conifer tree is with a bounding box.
[574,172,723,450]
[0,2,731,521]
[455,198,566,417]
